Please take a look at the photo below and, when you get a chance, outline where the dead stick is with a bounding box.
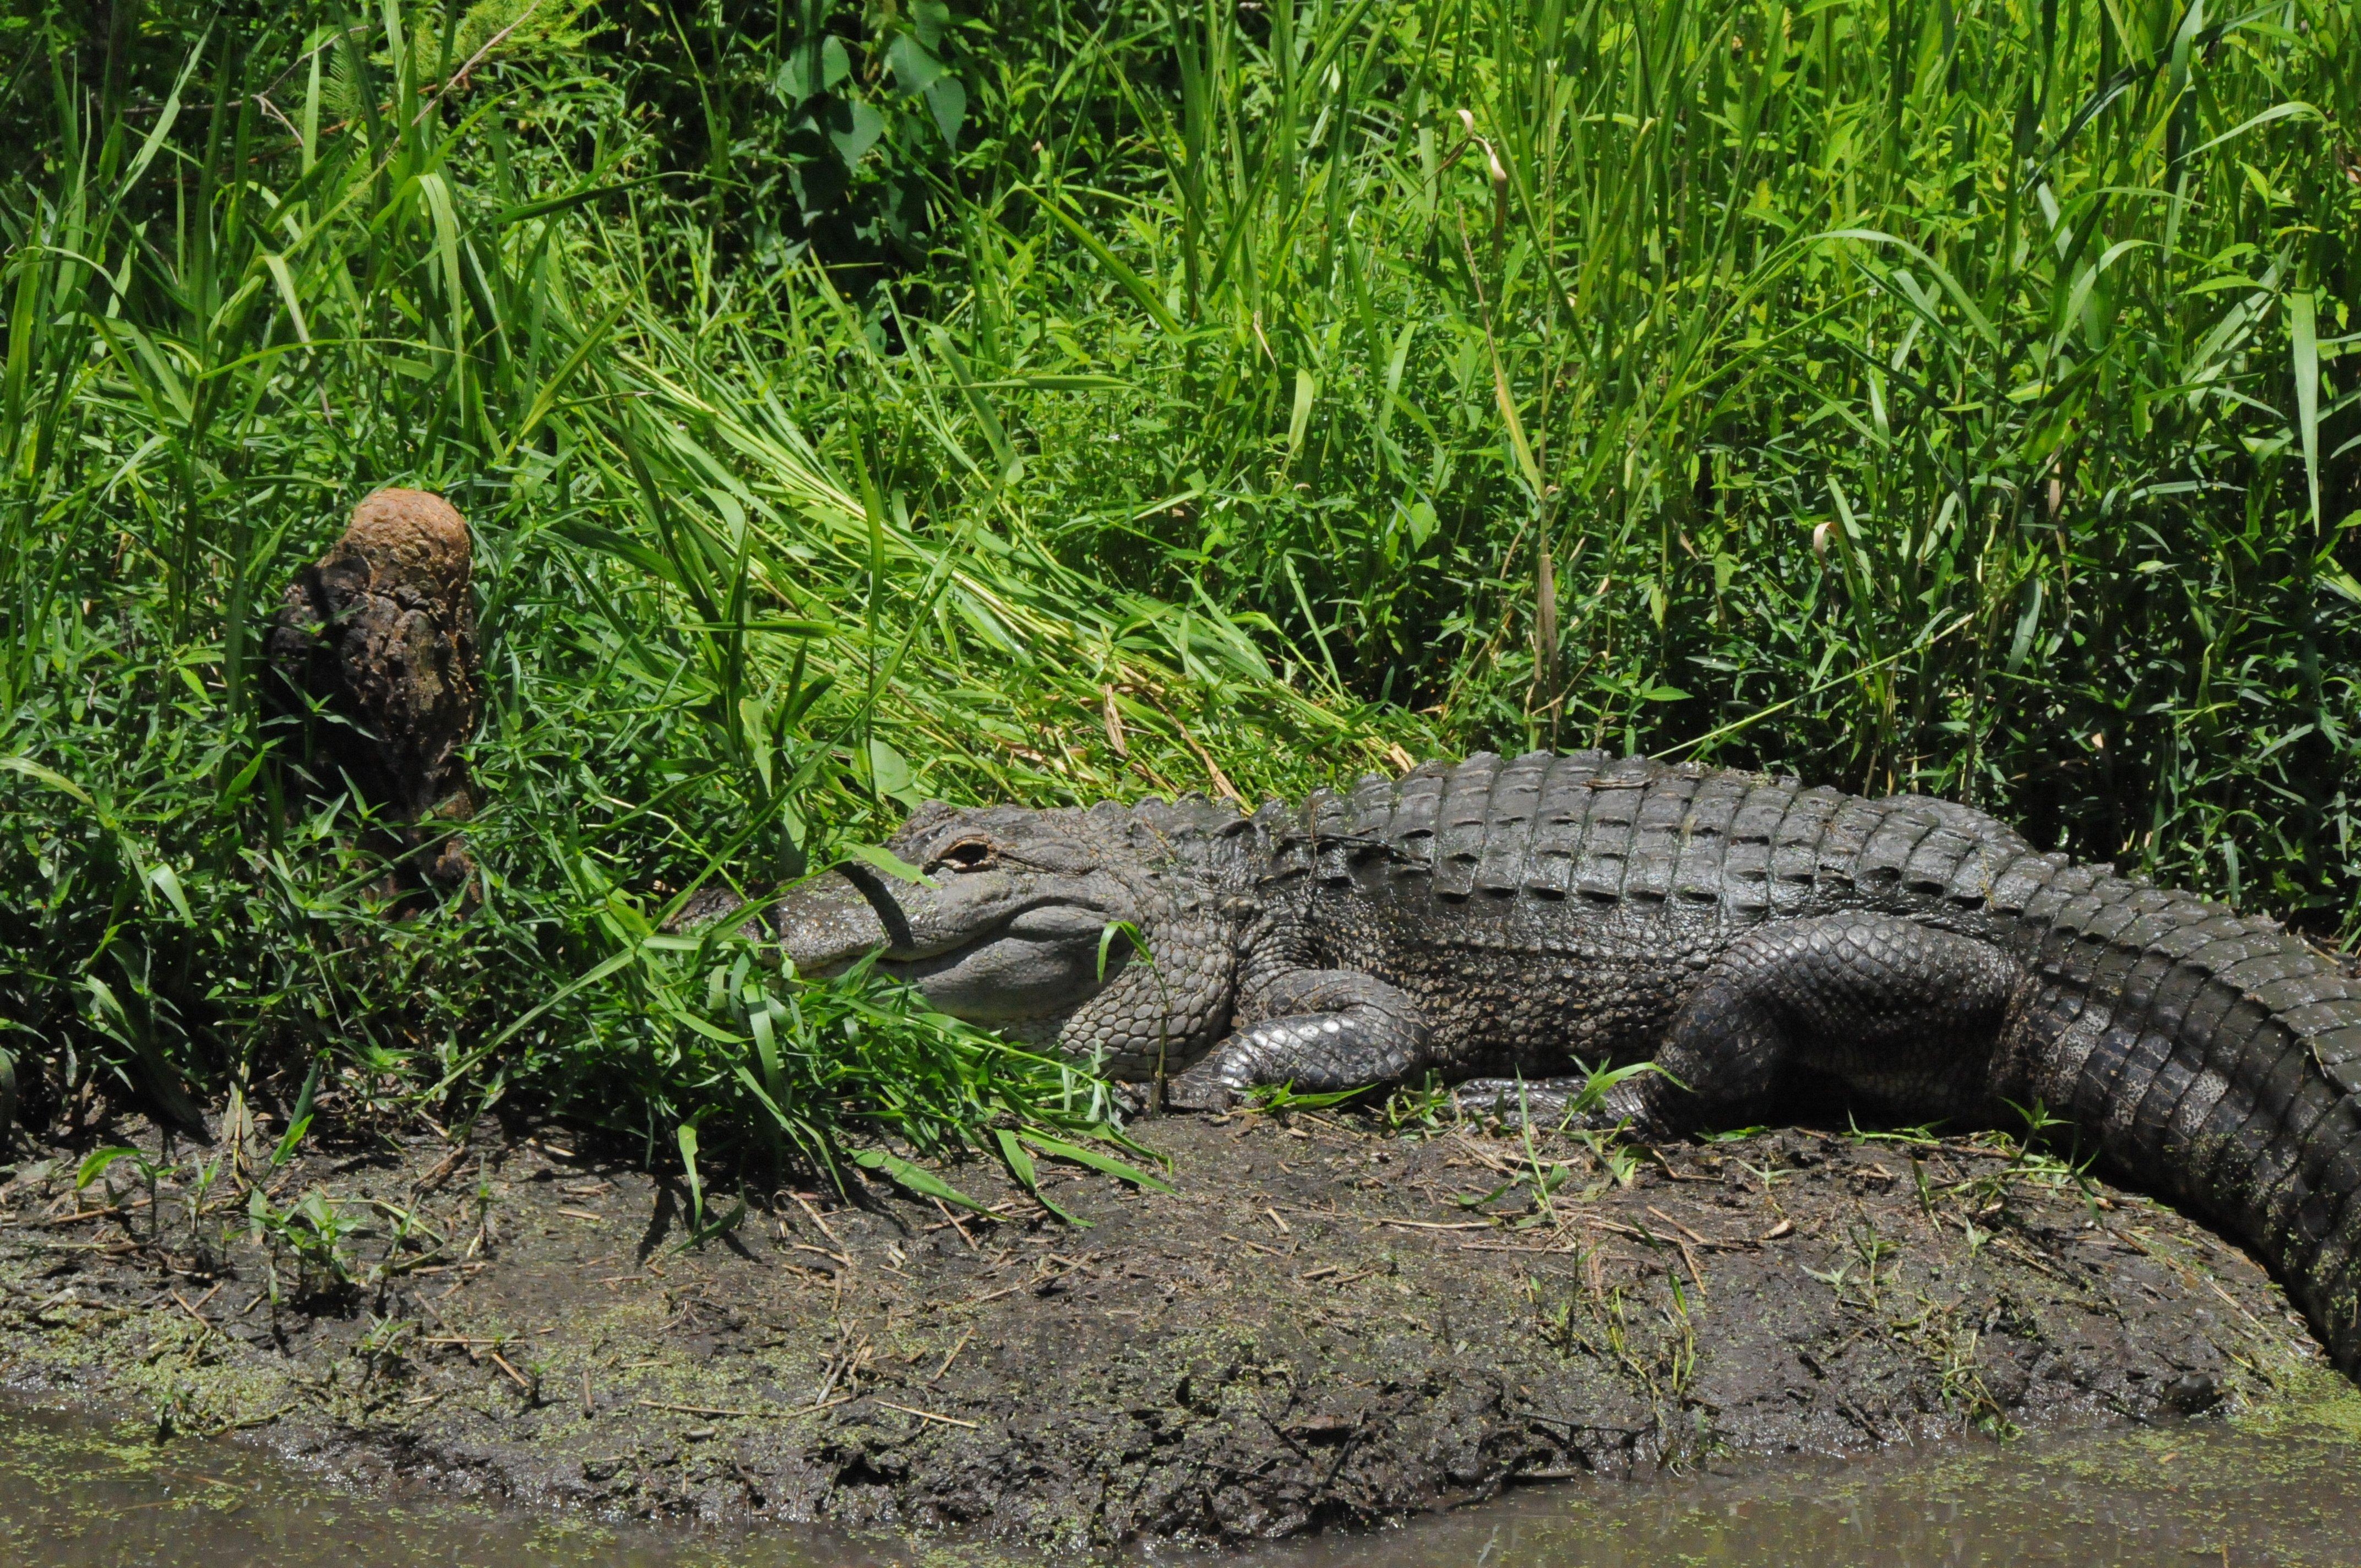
[486,1351,532,1392]
[932,1327,975,1382]
[875,1400,979,1430]
[931,1197,978,1253]
[789,1190,844,1246]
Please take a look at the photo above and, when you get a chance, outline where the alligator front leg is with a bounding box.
[1166,968,1428,1111]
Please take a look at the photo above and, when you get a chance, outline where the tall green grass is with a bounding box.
[994,0,2360,902]
[0,0,2352,1169]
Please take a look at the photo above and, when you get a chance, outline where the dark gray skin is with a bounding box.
[772,751,2361,1372]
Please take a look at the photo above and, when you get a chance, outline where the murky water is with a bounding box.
[1211,1417,2361,1568]
[2,1397,2355,1567]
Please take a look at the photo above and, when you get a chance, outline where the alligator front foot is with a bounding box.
[1163,1014,1367,1110]
[1165,968,1428,1112]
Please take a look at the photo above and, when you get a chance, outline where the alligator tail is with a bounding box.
[1990,858,2361,1371]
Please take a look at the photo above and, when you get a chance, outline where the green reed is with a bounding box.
[0,0,2351,1173]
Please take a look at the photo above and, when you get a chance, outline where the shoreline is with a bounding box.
[0,1109,2325,1549]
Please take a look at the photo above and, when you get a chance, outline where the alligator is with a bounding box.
[763,751,2361,1371]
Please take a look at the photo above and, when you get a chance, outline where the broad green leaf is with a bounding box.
[830,99,886,167]
[886,33,945,96]
[0,756,93,807]
[77,1146,144,1191]
[923,75,966,150]
[848,1146,992,1213]
[1019,1132,1175,1193]
[2292,290,2320,530]
[995,1128,1084,1226]
[844,842,929,883]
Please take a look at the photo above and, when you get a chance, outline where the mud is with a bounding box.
[0,1108,2325,1550]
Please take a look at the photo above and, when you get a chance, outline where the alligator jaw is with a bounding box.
[774,857,1136,1027]
[777,870,898,977]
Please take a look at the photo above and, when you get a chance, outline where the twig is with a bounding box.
[1988,1232,2069,1281]
[1672,1237,1707,1297]
[932,1328,975,1382]
[637,1395,854,1420]
[170,1287,222,1339]
[969,1260,1075,1305]
[252,92,302,144]
[442,0,545,94]
[1588,1215,1754,1253]
[41,1206,126,1228]
[2117,1228,2267,1330]
[931,1197,977,1253]
[875,1400,979,1430]
[1644,1205,1720,1248]
[411,1143,471,1201]
[788,1190,843,1246]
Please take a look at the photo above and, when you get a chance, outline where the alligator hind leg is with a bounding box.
[1607,913,2023,1135]
[1166,968,1428,1110]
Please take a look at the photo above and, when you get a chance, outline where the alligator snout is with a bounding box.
[777,870,899,977]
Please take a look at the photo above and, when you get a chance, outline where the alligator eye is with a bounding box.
[932,838,998,873]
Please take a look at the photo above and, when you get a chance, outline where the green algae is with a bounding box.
[2234,1360,2361,1445]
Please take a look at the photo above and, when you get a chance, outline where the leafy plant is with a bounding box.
[247,1186,363,1303]
[75,1144,165,1241]
[0,0,2352,1196]
[672,1120,747,1248]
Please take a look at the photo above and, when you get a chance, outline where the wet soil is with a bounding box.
[0,1109,2325,1550]
[10,1384,2361,1567]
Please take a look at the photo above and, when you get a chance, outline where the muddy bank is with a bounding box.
[0,1109,2325,1549]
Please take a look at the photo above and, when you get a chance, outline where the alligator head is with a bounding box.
[768,801,1245,1079]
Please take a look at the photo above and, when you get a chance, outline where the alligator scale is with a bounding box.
[770,752,2361,1370]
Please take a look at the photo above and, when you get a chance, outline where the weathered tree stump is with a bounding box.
[262,487,483,890]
